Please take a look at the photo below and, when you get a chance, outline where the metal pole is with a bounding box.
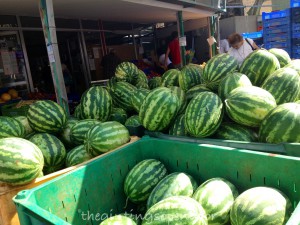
[39,0,69,114]
[132,24,138,60]
[77,32,89,89]
[177,11,186,67]
[16,16,35,93]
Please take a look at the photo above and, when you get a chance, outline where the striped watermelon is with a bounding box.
[109,107,127,124]
[239,49,280,86]
[135,69,149,89]
[202,53,239,91]
[147,172,197,209]
[24,132,37,140]
[284,59,300,75]
[213,122,258,142]
[29,133,66,174]
[0,137,44,185]
[186,84,211,102]
[185,92,223,137]
[60,118,78,148]
[85,121,130,156]
[225,86,277,127]
[142,196,208,225]
[80,86,112,121]
[261,67,300,104]
[124,159,168,204]
[230,187,292,225]
[70,119,101,146]
[131,88,150,113]
[66,145,92,167]
[168,114,188,136]
[0,116,25,138]
[73,104,82,119]
[27,100,67,133]
[193,178,239,225]
[148,77,162,90]
[115,62,139,83]
[110,81,137,111]
[178,64,202,91]
[139,87,180,131]
[100,215,137,225]
[169,86,187,114]
[269,48,291,67]
[14,116,33,136]
[161,69,180,87]
[218,72,252,100]
[125,115,141,127]
[259,103,300,143]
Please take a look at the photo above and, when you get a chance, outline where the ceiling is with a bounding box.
[0,0,216,24]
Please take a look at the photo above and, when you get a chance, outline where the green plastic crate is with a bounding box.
[13,136,300,225]
[146,131,300,157]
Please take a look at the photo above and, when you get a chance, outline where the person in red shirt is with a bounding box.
[165,31,181,68]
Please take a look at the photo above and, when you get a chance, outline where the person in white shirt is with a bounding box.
[219,38,230,53]
[159,53,173,69]
[228,33,259,66]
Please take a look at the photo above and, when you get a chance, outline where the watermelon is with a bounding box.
[218,72,252,100]
[161,69,180,87]
[14,116,33,136]
[178,64,202,91]
[80,86,112,121]
[125,115,141,127]
[185,92,223,137]
[261,67,300,104]
[27,100,67,133]
[0,137,44,185]
[60,118,78,148]
[110,81,137,111]
[142,196,208,225]
[230,187,292,225]
[186,84,211,102]
[70,119,101,145]
[284,59,300,75]
[24,132,37,140]
[131,88,150,113]
[73,104,82,119]
[168,114,188,136]
[66,145,92,167]
[109,107,127,124]
[135,69,149,89]
[139,87,180,131]
[29,133,66,174]
[259,103,300,143]
[124,159,168,204]
[85,121,130,156]
[0,116,25,138]
[239,49,280,86]
[115,62,139,84]
[213,122,258,142]
[147,172,197,209]
[148,77,162,90]
[193,178,239,225]
[169,86,187,114]
[269,48,291,67]
[224,86,277,127]
[202,53,239,91]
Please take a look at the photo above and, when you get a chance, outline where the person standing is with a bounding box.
[165,31,181,69]
[219,38,230,54]
[228,33,259,66]
[101,48,122,79]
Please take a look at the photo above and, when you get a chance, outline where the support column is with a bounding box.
[177,11,186,67]
[209,15,217,57]
[39,0,69,114]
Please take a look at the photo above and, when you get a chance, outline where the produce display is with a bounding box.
[100,159,292,225]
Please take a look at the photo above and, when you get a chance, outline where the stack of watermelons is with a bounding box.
[0,91,131,185]
[98,158,292,225]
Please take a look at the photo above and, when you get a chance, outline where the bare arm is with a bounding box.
[252,41,259,50]
[164,47,170,67]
